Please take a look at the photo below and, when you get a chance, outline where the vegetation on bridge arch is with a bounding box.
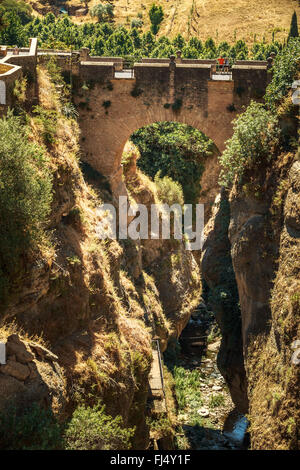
[131,122,216,206]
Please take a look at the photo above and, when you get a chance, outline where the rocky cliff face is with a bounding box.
[230,155,299,450]
[202,141,299,448]
[0,68,201,449]
[201,189,248,414]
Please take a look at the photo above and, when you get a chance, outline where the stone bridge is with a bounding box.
[68,50,270,196]
[0,40,272,198]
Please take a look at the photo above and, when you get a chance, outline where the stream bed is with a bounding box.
[165,302,249,450]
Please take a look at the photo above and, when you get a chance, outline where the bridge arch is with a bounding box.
[74,60,269,197]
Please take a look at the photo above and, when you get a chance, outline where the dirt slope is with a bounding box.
[28,0,300,43]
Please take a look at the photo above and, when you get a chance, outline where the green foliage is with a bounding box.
[146,415,172,436]
[13,76,27,104]
[131,122,214,205]
[90,3,114,23]
[209,393,225,408]
[0,5,284,63]
[154,172,184,206]
[149,3,164,35]
[64,403,135,450]
[0,0,32,25]
[33,105,58,144]
[173,34,185,51]
[288,11,299,40]
[173,366,203,410]
[131,18,143,30]
[219,101,279,186]
[172,98,182,111]
[61,102,79,120]
[0,404,62,450]
[0,111,52,305]
[102,100,111,109]
[265,38,300,111]
[105,27,134,56]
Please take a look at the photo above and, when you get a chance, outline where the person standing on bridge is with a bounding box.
[217,57,225,73]
[224,57,229,73]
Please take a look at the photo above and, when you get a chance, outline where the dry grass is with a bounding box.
[0,63,13,74]
[28,0,300,44]
[0,320,48,346]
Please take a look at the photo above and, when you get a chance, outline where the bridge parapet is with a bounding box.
[232,63,269,101]
[79,61,114,82]
[0,38,37,113]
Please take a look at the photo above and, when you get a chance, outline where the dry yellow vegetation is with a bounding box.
[28,0,300,44]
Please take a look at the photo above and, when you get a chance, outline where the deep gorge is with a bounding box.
[0,32,299,451]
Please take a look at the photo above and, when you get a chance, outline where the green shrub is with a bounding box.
[288,11,299,41]
[209,393,225,408]
[33,105,58,144]
[172,366,203,411]
[219,101,279,187]
[0,404,62,450]
[61,102,79,119]
[172,98,182,111]
[102,100,111,109]
[0,111,52,306]
[154,172,184,206]
[13,77,27,104]
[64,403,135,450]
[149,4,164,35]
[265,38,300,111]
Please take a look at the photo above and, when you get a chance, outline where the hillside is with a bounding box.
[28,0,300,43]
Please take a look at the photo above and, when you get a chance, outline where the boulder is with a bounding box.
[6,335,34,364]
[1,359,30,381]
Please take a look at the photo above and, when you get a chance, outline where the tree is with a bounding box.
[142,31,156,55]
[130,27,142,49]
[182,45,198,59]
[203,37,216,58]
[90,3,114,23]
[173,33,185,50]
[288,11,299,40]
[0,112,52,303]
[149,4,164,35]
[105,27,134,56]
[188,37,202,53]
[0,10,26,45]
[131,18,143,29]
[0,0,32,25]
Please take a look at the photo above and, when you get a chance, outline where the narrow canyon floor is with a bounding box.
[165,303,249,450]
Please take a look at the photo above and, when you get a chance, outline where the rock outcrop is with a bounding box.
[0,334,65,415]
[202,148,299,448]
[201,189,248,413]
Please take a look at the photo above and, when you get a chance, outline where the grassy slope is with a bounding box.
[29,0,300,43]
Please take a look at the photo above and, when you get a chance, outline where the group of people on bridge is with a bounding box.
[216,57,230,73]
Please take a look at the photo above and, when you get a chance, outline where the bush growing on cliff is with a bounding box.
[0,111,52,304]
[265,38,300,111]
[64,403,135,450]
[219,101,279,187]
[154,172,184,206]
